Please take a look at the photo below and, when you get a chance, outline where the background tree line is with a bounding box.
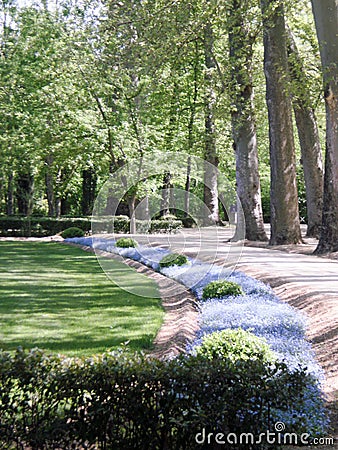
[0,0,337,253]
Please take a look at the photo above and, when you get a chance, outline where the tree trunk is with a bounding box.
[228,0,268,241]
[55,197,61,218]
[260,0,302,245]
[82,167,97,216]
[287,27,324,238]
[184,156,191,216]
[0,177,4,215]
[203,21,220,224]
[127,194,136,234]
[6,171,14,215]
[45,155,55,217]
[16,171,34,216]
[184,42,200,218]
[311,0,338,254]
[54,168,62,218]
[61,197,71,216]
[161,171,172,217]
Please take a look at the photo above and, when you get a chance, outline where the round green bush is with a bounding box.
[115,237,138,248]
[194,328,276,363]
[202,280,244,300]
[61,227,85,239]
[159,253,188,268]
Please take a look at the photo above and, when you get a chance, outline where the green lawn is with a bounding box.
[0,241,163,356]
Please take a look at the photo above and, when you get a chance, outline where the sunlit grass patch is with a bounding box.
[0,242,163,356]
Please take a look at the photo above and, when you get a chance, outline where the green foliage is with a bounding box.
[148,219,182,233]
[194,328,275,363]
[0,0,327,247]
[159,213,177,220]
[61,227,85,239]
[202,280,244,300]
[0,347,322,449]
[0,216,92,237]
[0,216,182,237]
[159,253,188,268]
[115,237,138,248]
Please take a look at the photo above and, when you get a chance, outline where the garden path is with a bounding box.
[134,226,338,442]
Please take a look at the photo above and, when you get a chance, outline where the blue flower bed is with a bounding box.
[66,236,329,434]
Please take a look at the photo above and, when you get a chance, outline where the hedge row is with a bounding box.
[0,348,318,449]
[0,216,182,237]
[0,217,92,237]
[93,216,182,234]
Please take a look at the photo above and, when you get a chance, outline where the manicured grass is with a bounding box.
[0,242,163,356]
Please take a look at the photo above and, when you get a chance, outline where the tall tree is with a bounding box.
[286,26,324,238]
[260,0,302,244]
[311,0,338,254]
[227,0,268,241]
[203,19,220,224]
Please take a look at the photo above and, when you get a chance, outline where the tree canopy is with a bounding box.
[0,0,336,252]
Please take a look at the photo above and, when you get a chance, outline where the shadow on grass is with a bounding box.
[0,241,163,356]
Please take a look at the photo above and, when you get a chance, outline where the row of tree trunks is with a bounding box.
[1,170,33,216]
[228,0,268,242]
[287,27,324,238]
[261,0,302,245]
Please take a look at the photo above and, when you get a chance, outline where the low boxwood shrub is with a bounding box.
[194,328,276,363]
[0,348,326,449]
[149,219,182,233]
[159,252,188,268]
[115,237,138,248]
[202,280,244,300]
[61,227,85,239]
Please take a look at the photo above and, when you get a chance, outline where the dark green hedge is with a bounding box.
[0,348,316,449]
[0,216,182,237]
[0,217,92,237]
[92,217,182,234]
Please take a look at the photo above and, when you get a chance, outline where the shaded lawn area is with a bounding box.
[0,241,163,356]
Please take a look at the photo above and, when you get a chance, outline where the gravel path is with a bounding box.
[144,228,338,444]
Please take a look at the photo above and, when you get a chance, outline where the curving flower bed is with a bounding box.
[66,236,329,434]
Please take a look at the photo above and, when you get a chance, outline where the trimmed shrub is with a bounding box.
[159,252,188,268]
[0,216,92,237]
[202,280,243,300]
[0,348,326,449]
[159,214,177,220]
[0,216,182,237]
[115,237,138,248]
[61,227,85,239]
[194,328,276,363]
[149,219,182,233]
